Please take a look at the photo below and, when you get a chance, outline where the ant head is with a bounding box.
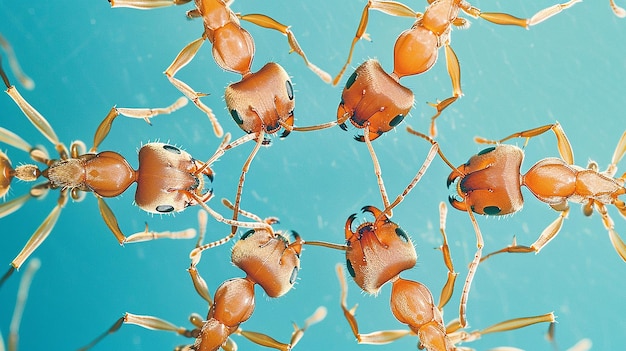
[344,205,417,294]
[447,144,524,216]
[231,227,303,298]
[338,60,413,143]
[225,62,295,136]
[135,143,211,214]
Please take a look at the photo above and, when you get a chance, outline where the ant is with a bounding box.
[0,58,234,286]
[407,123,626,328]
[328,0,580,138]
[1,258,40,351]
[109,0,333,247]
[109,0,331,138]
[336,202,556,350]
[78,205,327,351]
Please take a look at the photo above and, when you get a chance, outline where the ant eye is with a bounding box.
[285,80,294,100]
[230,109,244,125]
[346,259,356,278]
[483,206,501,215]
[240,229,255,240]
[345,71,358,89]
[289,266,298,285]
[395,227,409,242]
[156,205,175,213]
[389,114,404,127]
[162,144,181,154]
[477,146,496,156]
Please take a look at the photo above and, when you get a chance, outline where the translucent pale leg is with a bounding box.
[6,258,40,351]
[335,264,413,345]
[91,97,189,152]
[164,37,224,138]
[465,0,581,28]
[427,43,462,138]
[331,0,419,85]
[239,14,331,83]
[475,122,574,165]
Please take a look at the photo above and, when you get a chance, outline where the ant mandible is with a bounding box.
[336,202,556,350]
[407,123,626,327]
[109,0,331,138]
[329,0,580,138]
[78,206,327,351]
[0,59,233,286]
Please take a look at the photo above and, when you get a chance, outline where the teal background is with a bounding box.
[1,1,624,350]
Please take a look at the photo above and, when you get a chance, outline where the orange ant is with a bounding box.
[407,123,626,328]
[0,58,234,286]
[78,206,328,351]
[335,202,556,350]
[328,0,580,138]
[108,0,331,138]
[109,0,332,246]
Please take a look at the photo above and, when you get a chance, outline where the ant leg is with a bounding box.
[10,188,68,271]
[0,34,34,90]
[463,0,581,28]
[475,122,574,165]
[7,258,40,351]
[436,202,458,310]
[335,264,413,344]
[481,207,571,262]
[76,313,197,351]
[164,37,224,138]
[380,141,438,219]
[331,0,418,85]
[238,14,331,83]
[427,43,461,138]
[363,126,391,215]
[91,97,189,152]
[596,203,626,261]
[448,312,556,345]
[458,209,484,328]
[234,306,327,351]
[108,0,192,9]
[605,131,626,177]
[610,0,626,17]
[4,85,69,158]
[96,196,196,245]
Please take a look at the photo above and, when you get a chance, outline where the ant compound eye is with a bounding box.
[346,258,356,278]
[477,146,496,156]
[289,266,298,285]
[483,206,502,215]
[345,70,358,90]
[162,144,182,154]
[285,80,294,100]
[240,229,255,240]
[156,204,175,213]
[230,109,244,125]
[389,114,405,127]
[395,227,409,243]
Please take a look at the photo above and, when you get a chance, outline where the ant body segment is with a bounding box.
[78,207,327,351]
[407,123,626,327]
[330,0,580,138]
[0,60,233,286]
